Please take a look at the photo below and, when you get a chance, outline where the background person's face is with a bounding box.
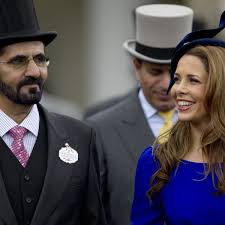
[0,41,47,105]
[133,59,175,112]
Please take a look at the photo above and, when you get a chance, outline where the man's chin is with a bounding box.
[15,92,42,105]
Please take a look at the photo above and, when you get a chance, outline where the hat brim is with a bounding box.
[123,39,171,64]
[0,31,57,47]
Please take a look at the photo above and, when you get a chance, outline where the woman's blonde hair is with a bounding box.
[149,45,225,198]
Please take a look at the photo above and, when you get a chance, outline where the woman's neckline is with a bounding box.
[181,159,206,165]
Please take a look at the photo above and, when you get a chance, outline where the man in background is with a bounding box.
[87,4,193,225]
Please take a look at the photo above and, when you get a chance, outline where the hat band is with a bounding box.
[135,42,175,60]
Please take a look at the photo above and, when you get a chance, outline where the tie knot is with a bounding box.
[9,126,27,139]
[159,110,174,122]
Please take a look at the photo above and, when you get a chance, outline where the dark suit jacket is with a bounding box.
[83,95,126,119]
[86,89,155,225]
[0,104,106,225]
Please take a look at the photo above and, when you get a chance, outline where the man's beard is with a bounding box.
[0,76,44,105]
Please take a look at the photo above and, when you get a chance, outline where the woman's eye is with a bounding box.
[190,78,199,83]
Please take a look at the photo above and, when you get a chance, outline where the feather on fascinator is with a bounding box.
[168,11,225,92]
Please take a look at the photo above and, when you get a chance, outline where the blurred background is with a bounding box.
[35,0,225,119]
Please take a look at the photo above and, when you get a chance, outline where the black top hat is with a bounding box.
[0,0,57,47]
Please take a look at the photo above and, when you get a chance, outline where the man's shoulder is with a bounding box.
[47,111,81,124]
[86,91,139,124]
[41,105,93,135]
[83,95,125,119]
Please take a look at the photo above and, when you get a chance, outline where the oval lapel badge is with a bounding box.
[59,143,78,164]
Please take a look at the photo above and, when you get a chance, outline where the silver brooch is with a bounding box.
[59,143,78,164]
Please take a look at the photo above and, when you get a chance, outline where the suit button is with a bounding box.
[25,197,32,204]
[24,174,30,181]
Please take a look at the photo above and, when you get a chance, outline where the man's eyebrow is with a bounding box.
[9,53,45,58]
[8,54,28,58]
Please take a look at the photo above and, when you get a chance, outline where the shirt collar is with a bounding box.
[138,89,157,119]
[0,104,40,137]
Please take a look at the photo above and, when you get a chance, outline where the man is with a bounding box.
[87,4,193,225]
[0,1,106,225]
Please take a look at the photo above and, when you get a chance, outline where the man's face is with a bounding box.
[0,41,48,105]
[133,59,175,111]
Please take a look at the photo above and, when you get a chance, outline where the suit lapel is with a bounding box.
[31,106,75,225]
[0,170,17,225]
[114,91,155,162]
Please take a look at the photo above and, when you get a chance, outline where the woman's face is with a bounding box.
[171,54,209,128]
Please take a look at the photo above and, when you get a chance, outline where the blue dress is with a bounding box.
[131,146,225,225]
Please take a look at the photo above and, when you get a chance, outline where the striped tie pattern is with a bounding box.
[8,125,29,167]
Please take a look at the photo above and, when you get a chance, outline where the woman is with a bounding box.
[131,11,225,225]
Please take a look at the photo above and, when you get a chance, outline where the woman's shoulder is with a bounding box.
[138,146,154,162]
[136,146,159,174]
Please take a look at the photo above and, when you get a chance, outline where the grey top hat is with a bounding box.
[0,0,57,47]
[123,4,193,64]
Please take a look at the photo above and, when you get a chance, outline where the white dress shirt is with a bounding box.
[0,104,40,156]
[138,89,177,137]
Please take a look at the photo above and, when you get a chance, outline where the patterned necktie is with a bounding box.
[8,125,29,167]
[158,110,174,144]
